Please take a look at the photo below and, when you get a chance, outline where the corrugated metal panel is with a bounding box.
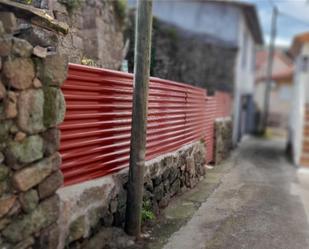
[60,64,208,186]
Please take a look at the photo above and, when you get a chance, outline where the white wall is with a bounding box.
[291,42,309,164]
[232,14,257,145]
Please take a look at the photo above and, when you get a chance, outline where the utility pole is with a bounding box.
[125,0,153,237]
[262,6,278,133]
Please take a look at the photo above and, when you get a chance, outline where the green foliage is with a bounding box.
[113,0,127,22]
[58,0,82,14]
[141,200,155,222]
[12,0,32,4]
[81,57,96,67]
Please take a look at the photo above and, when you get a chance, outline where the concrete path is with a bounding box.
[159,137,309,249]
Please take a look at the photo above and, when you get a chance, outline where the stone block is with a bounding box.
[2,57,35,90]
[88,206,107,229]
[143,190,153,202]
[14,132,26,142]
[33,78,42,88]
[170,179,180,197]
[19,189,39,213]
[153,183,164,201]
[168,167,179,183]
[0,37,12,57]
[0,180,9,197]
[7,135,43,165]
[18,89,45,134]
[153,175,162,187]
[162,167,171,180]
[186,157,196,177]
[42,128,60,156]
[4,91,17,119]
[38,170,63,199]
[12,38,33,57]
[113,206,125,227]
[0,12,17,33]
[32,46,47,58]
[68,215,86,243]
[0,20,4,36]
[0,120,12,149]
[0,195,16,218]
[158,194,170,209]
[0,217,11,231]
[14,236,34,249]
[109,198,118,213]
[103,211,114,227]
[13,152,61,192]
[2,195,60,243]
[0,81,6,100]
[41,54,68,87]
[0,152,4,164]
[0,164,9,181]
[43,87,66,128]
[35,224,60,249]
[144,176,153,192]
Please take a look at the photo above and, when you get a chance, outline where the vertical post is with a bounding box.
[125,0,153,237]
[263,6,278,132]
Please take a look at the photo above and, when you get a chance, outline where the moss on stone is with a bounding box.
[43,87,66,128]
[8,135,43,164]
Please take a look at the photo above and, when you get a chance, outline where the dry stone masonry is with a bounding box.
[57,141,206,248]
[0,11,67,248]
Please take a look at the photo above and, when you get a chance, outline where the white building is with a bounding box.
[289,32,309,167]
[128,0,264,145]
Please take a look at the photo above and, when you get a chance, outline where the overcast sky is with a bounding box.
[245,0,309,47]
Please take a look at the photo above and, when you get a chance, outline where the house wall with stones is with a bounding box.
[214,117,233,164]
[0,10,67,249]
[16,0,125,69]
[126,16,237,93]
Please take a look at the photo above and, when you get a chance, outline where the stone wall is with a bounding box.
[0,11,67,248]
[19,0,125,69]
[214,118,233,164]
[56,141,206,248]
[126,16,237,93]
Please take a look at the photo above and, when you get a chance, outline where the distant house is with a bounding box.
[289,32,309,167]
[254,49,294,134]
[128,0,264,145]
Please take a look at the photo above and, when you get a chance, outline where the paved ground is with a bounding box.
[145,137,309,249]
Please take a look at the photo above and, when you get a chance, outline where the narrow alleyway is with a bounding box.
[148,137,309,249]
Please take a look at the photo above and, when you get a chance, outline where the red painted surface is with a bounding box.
[60,64,232,186]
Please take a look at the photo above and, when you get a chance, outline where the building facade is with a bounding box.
[255,49,294,135]
[128,0,263,145]
[289,32,309,166]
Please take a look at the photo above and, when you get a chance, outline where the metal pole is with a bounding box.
[125,0,153,237]
[263,6,278,132]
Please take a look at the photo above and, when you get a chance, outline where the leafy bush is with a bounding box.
[142,200,155,222]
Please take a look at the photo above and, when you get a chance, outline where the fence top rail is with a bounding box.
[68,63,206,94]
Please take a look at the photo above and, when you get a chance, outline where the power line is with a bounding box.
[278,10,309,27]
[265,0,309,27]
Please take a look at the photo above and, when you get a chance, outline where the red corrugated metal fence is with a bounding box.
[60,64,231,186]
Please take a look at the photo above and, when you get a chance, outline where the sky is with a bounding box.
[245,0,309,47]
